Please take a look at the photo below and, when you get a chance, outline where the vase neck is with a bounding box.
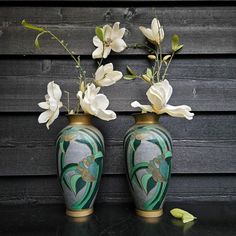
[134,113,160,125]
[67,114,92,125]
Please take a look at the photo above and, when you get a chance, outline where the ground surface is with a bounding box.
[0,202,235,236]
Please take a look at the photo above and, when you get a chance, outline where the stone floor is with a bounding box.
[0,202,235,236]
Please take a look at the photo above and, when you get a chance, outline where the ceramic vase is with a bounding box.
[56,114,104,217]
[124,113,172,217]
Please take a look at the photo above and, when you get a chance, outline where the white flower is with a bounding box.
[92,22,127,59]
[38,81,63,129]
[94,63,123,87]
[139,18,164,45]
[77,83,116,121]
[131,80,194,120]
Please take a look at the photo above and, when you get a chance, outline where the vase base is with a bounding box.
[136,208,163,218]
[66,208,93,218]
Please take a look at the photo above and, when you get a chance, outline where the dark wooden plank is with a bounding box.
[0,7,235,55]
[1,113,236,176]
[1,0,236,2]
[0,175,235,204]
[1,58,236,112]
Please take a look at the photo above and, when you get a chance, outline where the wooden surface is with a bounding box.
[0,0,235,205]
[1,202,236,236]
[1,58,236,112]
[0,7,235,55]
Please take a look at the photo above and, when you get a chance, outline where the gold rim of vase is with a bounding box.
[136,208,163,218]
[66,208,94,217]
[133,113,160,125]
[66,114,92,125]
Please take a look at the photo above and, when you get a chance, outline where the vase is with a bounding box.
[124,113,172,217]
[56,114,104,217]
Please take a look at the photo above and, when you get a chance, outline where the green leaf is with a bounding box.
[34,31,46,49]
[175,44,184,52]
[127,66,136,76]
[131,162,149,179]
[146,177,156,194]
[170,208,197,223]
[146,68,153,78]
[172,34,179,51]
[94,151,103,160]
[21,20,45,32]
[164,150,172,159]
[95,26,104,41]
[141,173,152,194]
[123,75,136,80]
[70,174,82,194]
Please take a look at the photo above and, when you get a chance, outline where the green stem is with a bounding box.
[64,91,70,113]
[156,44,163,82]
[127,43,155,53]
[152,48,159,84]
[162,52,175,81]
[46,30,86,84]
[47,31,79,67]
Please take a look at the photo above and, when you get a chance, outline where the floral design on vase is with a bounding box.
[56,115,104,217]
[124,114,172,216]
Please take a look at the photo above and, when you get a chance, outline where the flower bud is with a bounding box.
[80,81,86,93]
[147,55,156,60]
[142,74,151,83]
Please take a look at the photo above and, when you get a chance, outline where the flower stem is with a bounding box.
[156,43,163,82]
[46,30,86,83]
[162,52,175,81]
[64,91,70,113]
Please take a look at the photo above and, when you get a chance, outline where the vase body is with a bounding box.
[124,113,172,217]
[56,114,104,217]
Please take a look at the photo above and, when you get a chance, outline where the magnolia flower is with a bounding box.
[139,18,164,45]
[77,83,116,121]
[94,63,123,87]
[92,22,127,59]
[38,81,63,129]
[131,80,194,120]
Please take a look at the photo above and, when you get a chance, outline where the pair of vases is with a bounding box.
[56,113,172,218]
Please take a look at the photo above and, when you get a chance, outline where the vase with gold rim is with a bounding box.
[124,113,173,217]
[56,114,104,217]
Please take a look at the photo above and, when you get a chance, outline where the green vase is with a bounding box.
[56,114,104,217]
[124,113,172,217]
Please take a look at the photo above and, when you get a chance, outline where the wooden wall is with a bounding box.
[0,0,236,204]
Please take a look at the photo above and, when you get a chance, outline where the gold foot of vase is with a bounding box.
[136,208,163,218]
[66,208,93,218]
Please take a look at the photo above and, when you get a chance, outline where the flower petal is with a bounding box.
[86,83,100,99]
[46,108,60,129]
[103,24,112,41]
[47,81,62,101]
[96,109,116,121]
[93,36,103,47]
[111,22,125,40]
[111,38,127,52]
[103,46,112,59]
[146,86,164,110]
[93,94,109,110]
[161,80,173,103]
[131,101,153,113]
[48,97,58,112]
[103,63,113,73]
[38,102,49,110]
[139,27,154,42]
[159,104,194,120]
[95,65,105,81]
[38,110,52,123]
[101,71,122,86]
[92,46,104,59]
[151,18,159,38]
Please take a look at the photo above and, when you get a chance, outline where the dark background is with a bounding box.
[0,0,235,205]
